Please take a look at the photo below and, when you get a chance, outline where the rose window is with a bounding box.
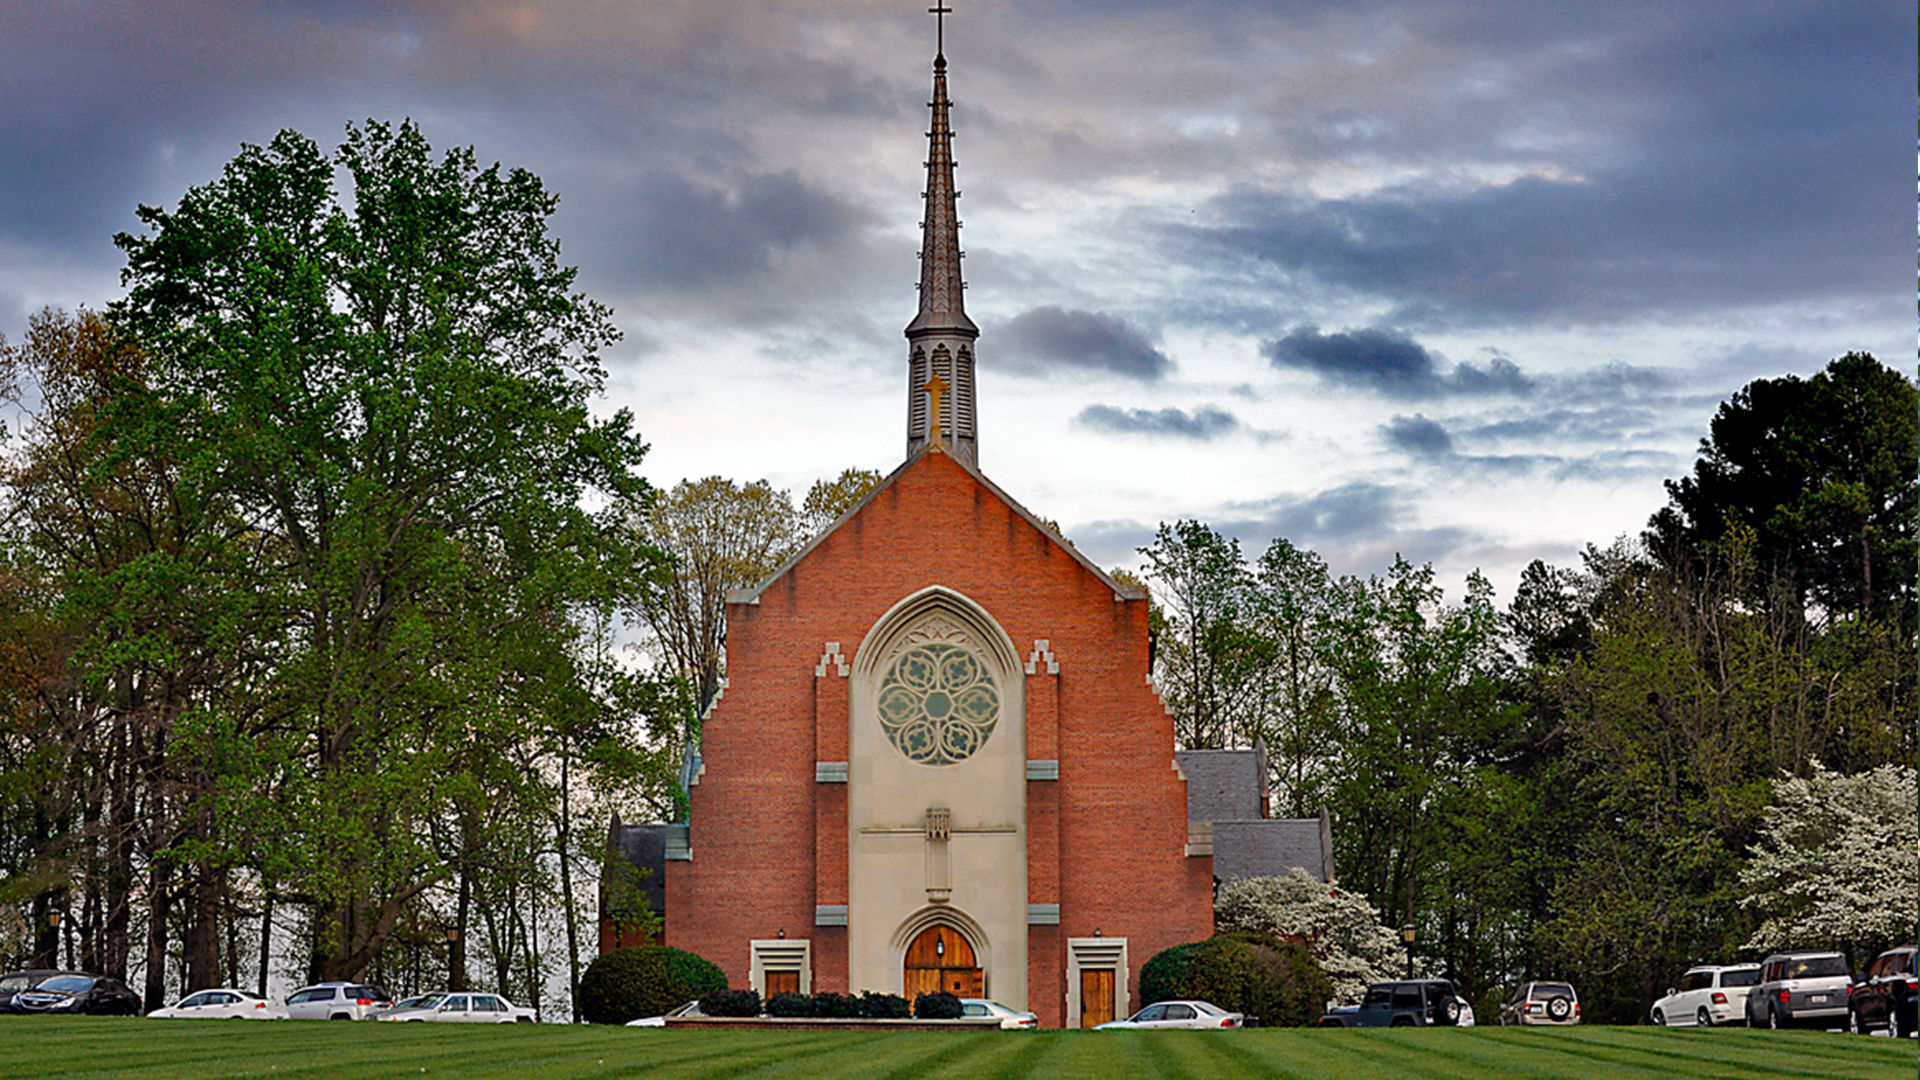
[876,643,999,765]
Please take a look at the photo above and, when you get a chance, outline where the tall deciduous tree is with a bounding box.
[112,121,656,983]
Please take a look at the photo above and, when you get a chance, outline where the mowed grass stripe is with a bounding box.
[7,1018,1914,1079]
[1524,1027,1916,1080]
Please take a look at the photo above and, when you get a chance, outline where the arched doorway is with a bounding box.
[903,923,983,999]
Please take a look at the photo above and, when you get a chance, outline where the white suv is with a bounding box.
[1650,964,1760,1027]
[285,982,392,1021]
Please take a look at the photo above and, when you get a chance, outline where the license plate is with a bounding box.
[1808,995,1827,1004]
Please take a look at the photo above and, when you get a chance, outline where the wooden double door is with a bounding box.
[903,924,984,999]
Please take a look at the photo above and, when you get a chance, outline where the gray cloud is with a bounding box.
[1382,414,1453,455]
[1076,403,1238,439]
[620,170,875,291]
[1263,325,1533,399]
[992,306,1171,380]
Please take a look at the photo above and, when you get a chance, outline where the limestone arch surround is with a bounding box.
[846,586,1026,1007]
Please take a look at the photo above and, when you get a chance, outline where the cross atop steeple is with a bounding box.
[929,2,951,56]
[904,5,979,464]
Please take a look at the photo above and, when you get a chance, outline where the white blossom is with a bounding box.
[1215,868,1406,1003]
[1739,761,1919,953]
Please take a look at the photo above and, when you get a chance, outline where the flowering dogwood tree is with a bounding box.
[1739,761,1918,955]
[1215,868,1406,1003]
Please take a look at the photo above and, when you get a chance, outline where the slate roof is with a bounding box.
[1175,747,1268,821]
[604,815,668,917]
[1177,746,1335,883]
[1213,818,1335,884]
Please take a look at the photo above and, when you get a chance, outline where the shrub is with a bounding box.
[701,988,762,1017]
[860,991,911,1019]
[575,945,728,1025]
[913,991,963,1019]
[1139,941,1204,1006]
[766,992,811,1017]
[812,992,862,1018]
[1138,932,1334,1028]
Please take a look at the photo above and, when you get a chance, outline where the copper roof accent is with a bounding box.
[905,52,978,340]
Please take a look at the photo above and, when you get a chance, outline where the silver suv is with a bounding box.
[1746,951,1850,1030]
[286,982,392,1021]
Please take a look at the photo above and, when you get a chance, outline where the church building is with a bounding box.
[625,21,1325,1029]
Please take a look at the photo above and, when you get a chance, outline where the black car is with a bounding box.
[1850,945,1917,1038]
[8,972,142,1015]
[1318,980,1463,1027]
[0,969,66,1010]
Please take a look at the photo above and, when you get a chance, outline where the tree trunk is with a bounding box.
[183,857,222,992]
[143,858,173,1014]
[558,751,581,1020]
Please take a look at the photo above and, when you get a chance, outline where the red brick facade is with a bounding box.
[665,446,1214,1026]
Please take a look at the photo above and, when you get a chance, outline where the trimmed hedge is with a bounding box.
[764,991,910,1019]
[913,991,963,1019]
[701,988,762,1017]
[1138,932,1334,1027]
[575,945,728,1025]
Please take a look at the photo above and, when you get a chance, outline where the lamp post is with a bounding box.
[446,927,463,991]
[1401,923,1416,981]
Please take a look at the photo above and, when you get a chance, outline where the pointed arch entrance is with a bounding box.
[903,923,983,999]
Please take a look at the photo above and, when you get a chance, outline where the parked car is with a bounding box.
[0,969,65,1009]
[960,998,1038,1029]
[1498,982,1580,1026]
[1849,945,1916,1038]
[148,988,287,1020]
[1649,964,1760,1027]
[1095,1000,1243,1029]
[625,999,704,1027]
[377,991,535,1023]
[284,982,392,1021]
[7,972,142,1015]
[1319,980,1464,1027]
[1746,951,1850,1030]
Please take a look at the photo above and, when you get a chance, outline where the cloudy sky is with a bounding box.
[2,1,1910,598]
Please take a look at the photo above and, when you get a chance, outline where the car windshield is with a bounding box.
[411,995,446,1010]
[1786,957,1846,979]
[1531,984,1574,999]
[38,976,93,993]
[1719,968,1760,988]
[1364,987,1391,1006]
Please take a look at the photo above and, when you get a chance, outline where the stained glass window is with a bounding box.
[876,643,999,765]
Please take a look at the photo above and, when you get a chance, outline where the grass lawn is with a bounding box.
[8,1017,1913,1080]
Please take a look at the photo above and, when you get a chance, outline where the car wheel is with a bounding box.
[1444,999,1461,1024]
[1767,1005,1781,1030]
[1390,1016,1415,1027]
[1652,1009,1665,1026]
[1546,998,1571,1022]
[1696,1007,1711,1028]
[1846,1008,1861,1035]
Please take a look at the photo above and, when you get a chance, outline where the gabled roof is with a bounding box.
[726,443,1147,606]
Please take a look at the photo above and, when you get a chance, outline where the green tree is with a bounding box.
[111,120,656,984]
[1140,521,1276,750]
[1648,353,1916,633]
[627,476,799,716]
[800,468,883,537]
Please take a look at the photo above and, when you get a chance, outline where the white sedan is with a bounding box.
[960,998,1039,1029]
[148,988,287,1020]
[1095,1000,1244,1030]
[626,1000,704,1027]
[378,992,536,1023]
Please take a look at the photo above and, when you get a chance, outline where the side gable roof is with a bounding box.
[725,444,1148,605]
